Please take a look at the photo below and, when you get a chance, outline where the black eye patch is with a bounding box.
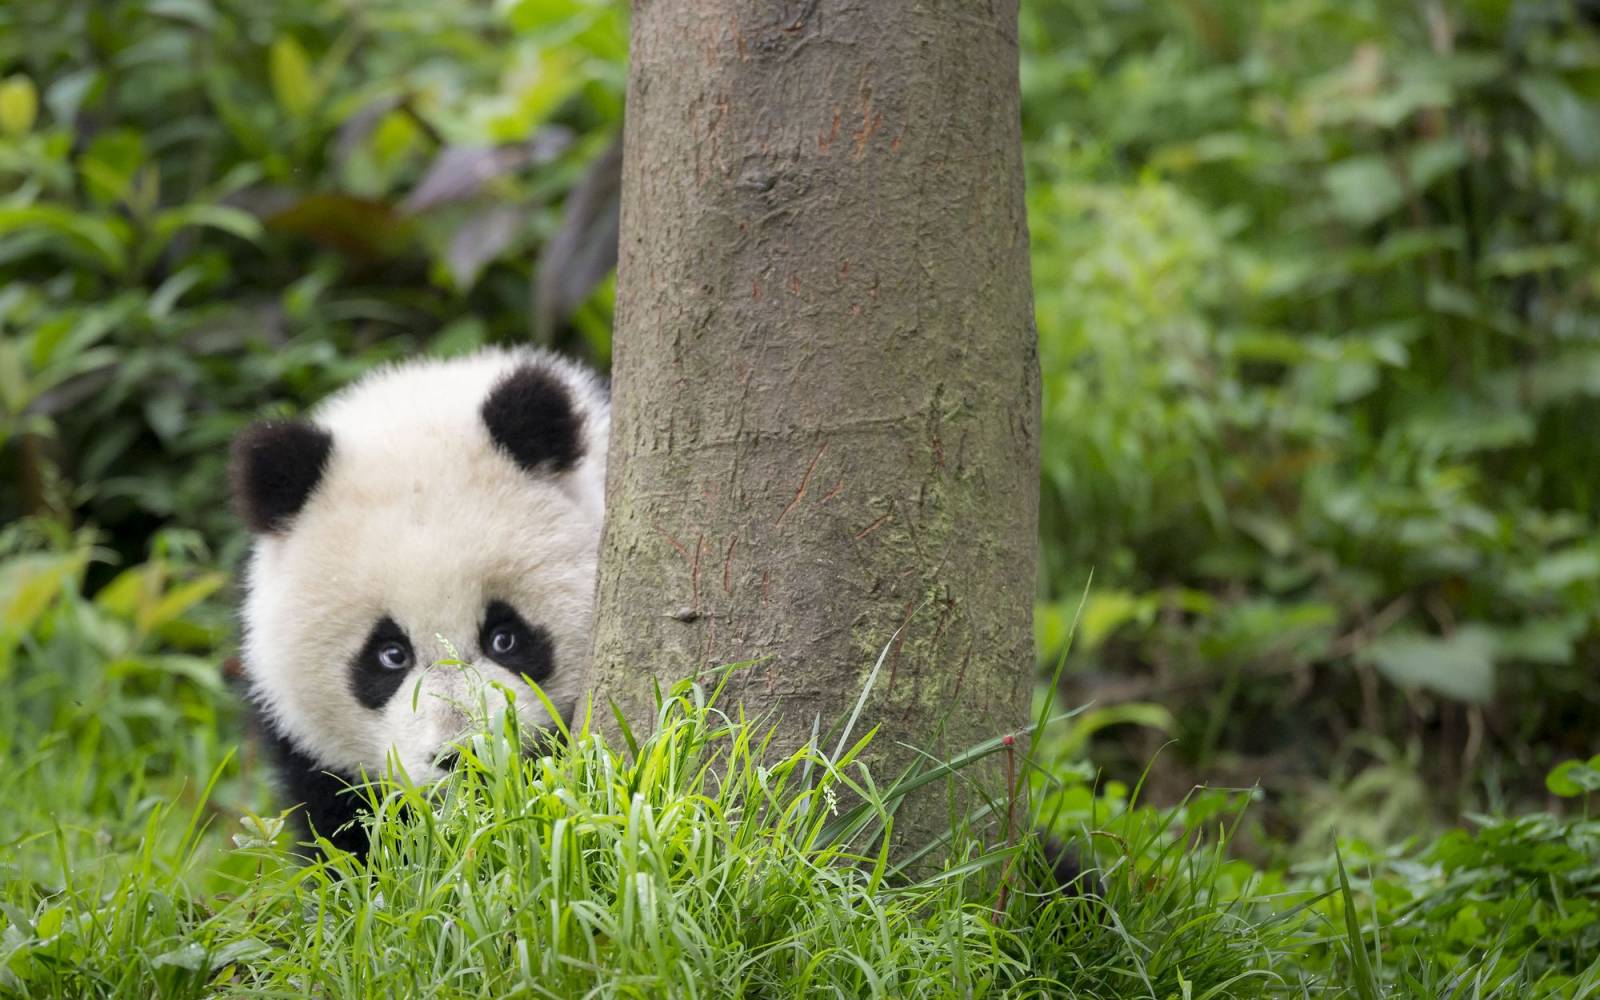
[350,616,414,710]
[479,600,554,686]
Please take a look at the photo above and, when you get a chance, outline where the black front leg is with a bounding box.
[253,707,374,860]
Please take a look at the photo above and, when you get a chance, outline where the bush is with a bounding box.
[1024,0,1600,822]
[0,0,624,567]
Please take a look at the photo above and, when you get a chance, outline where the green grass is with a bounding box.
[3,535,1599,997]
[0,657,1287,996]
[5,0,1599,859]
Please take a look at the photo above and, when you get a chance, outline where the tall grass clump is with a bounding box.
[8,534,1593,996]
[274,678,1049,998]
[2,646,1305,997]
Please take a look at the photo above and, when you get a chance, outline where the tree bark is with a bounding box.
[592,0,1039,848]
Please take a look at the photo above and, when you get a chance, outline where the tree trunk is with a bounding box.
[592,0,1039,848]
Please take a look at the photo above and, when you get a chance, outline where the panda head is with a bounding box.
[231,348,608,791]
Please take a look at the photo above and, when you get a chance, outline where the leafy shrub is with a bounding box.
[1024,0,1600,818]
[0,520,254,890]
[1305,760,1600,996]
[0,0,624,567]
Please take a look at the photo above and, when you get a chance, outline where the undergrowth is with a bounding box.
[3,533,1599,997]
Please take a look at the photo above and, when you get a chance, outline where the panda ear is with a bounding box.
[230,420,334,534]
[481,364,585,475]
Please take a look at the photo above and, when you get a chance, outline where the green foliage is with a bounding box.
[1302,798,1600,995]
[0,536,1278,998]
[0,0,624,563]
[3,1,1598,993]
[4,0,1591,832]
[2,528,1597,996]
[0,522,257,893]
[1023,0,1600,817]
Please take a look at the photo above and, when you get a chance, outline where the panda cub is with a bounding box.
[230,348,608,855]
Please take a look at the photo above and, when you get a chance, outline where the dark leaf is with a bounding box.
[534,135,621,342]
[446,203,525,288]
[266,194,413,261]
[401,128,573,214]
[334,93,406,166]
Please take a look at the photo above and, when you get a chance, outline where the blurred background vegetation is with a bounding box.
[2,0,1597,875]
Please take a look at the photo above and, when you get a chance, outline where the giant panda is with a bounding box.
[229,347,608,856]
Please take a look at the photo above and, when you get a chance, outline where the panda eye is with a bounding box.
[488,627,518,656]
[478,600,553,683]
[376,642,412,671]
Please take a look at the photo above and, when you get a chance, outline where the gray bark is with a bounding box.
[591,0,1039,848]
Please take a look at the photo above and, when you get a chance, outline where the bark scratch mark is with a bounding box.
[852,78,881,159]
[853,112,883,159]
[819,108,841,152]
[821,478,844,503]
[654,524,692,562]
[722,535,738,594]
[952,644,973,700]
[691,534,705,611]
[853,512,893,540]
[775,440,829,526]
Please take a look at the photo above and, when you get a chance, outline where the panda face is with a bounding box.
[233,349,608,789]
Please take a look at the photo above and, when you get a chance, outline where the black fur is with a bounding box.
[255,708,373,858]
[230,420,334,534]
[479,600,555,685]
[1040,835,1094,895]
[480,364,584,474]
[349,616,414,710]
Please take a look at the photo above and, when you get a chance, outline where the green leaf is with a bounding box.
[0,205,128,274]
[1335,843,1382,1000]
[142,390,186,446]
[1517,76,1600,165]
[1364,625,1496,703]
[1076,589,1154,649]
[269,36,319,120]
[107,655,226,692]
[146,0,217,29]
[1508,547,1600,595]
[1048,703,1174,760]
[208,937,272,968]
[44,68,97,127]
[152,942,207,971]
[1546,757,1600,798]
[151,204,263,246]
[32,906,62,940]
[79,129,147,206]
[94,565,154,621]
[1407,137,1467,191]
[0,551,87,634]
[1483,243,1585,278]
[1325,155,1404,227]
[0,338,28,416]
[0,75,38,135]
[1491,617,1583,667]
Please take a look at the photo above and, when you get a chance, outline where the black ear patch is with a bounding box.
[481,365,585,474]
[230,420,334,534]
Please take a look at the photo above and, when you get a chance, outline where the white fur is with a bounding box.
[240,348,609,782]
